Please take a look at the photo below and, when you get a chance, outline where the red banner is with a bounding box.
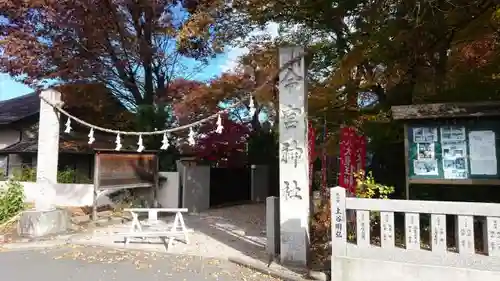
[339,127,366,194]
[339,127,355,192]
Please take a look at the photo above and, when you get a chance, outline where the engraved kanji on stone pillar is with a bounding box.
[278,46,310,266]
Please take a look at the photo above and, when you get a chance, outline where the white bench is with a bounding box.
[119,208,191,249]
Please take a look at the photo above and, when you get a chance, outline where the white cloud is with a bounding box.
[219,22,279,73]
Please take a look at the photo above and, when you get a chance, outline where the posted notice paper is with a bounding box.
[468,130,497,175]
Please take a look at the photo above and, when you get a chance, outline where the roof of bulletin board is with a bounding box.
[391,101,500,121]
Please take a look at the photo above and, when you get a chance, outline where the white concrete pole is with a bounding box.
[35,89,62,210]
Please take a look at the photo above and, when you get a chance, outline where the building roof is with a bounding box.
[0,85,135,129]
[391,101,500,120]
[0,93,40,125]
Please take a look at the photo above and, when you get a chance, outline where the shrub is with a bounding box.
[57,168,92,184]
[0,168,6,181]
[0,179,26,223]
[11,166,37,182]
[354,170,394,199]
[9,167,91,184]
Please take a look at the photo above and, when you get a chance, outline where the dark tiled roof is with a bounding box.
[391,101,500,120]
[0,93,40,125]
[0,138,95,154]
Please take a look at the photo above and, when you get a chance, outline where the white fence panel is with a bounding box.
[330,186,500,281]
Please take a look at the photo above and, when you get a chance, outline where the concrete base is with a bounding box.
[228,256,326,281]
[17,208,70,238]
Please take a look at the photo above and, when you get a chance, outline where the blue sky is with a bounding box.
[0,53,231,101]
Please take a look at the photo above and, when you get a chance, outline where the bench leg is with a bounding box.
[167,236,174,249]
[178,213,190,245]
[130,213,144,232]
[129,212,146,240]
[167,214,180,248]
[148,210,159,225]
[160,236,168,251]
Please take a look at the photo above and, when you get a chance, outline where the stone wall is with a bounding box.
[0,181,111,207]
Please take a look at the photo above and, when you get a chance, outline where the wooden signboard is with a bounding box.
[94,151,158,189]
[392,101,500,199]
[92,150,159,220]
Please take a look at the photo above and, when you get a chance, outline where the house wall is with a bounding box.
[0,170,179,208]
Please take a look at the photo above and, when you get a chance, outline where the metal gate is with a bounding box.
[209,167,251,207]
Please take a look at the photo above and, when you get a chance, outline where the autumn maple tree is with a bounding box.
[192,114,251,167]
[173,41,280,130]
[169,43,280,164]
[214,0,500,148]
[0,0,230,110]
[56,82,135,130]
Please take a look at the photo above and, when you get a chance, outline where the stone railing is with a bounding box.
[330,186,500,281]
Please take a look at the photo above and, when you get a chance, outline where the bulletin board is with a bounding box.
[406,118,500,185]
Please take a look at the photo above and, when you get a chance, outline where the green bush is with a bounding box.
[0,168,6,180]
[11,166,37,182]
[0,179,26,223]
[9,167,91,184]
[355,170,395,199]
[57,168,92,184]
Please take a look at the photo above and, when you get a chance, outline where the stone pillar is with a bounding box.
[35,89,62,210]
[330,186,347,281]
[278,46,310,266]
[251,165,269,202]
[182,166,210,213]
[157,172,180,208]
[266,196,280,257]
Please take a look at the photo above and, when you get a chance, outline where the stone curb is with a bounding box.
[0,216,126,248]
[0,239,71,251]
[228,256,327,281]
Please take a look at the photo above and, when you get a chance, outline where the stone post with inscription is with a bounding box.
[278,46,310,266]
[330,186,347,281]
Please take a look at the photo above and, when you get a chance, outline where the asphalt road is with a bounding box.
[0,245,281,281]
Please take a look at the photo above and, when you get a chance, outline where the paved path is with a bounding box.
[0,245,281,281]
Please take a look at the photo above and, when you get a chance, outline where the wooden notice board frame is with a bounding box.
[92,149,159,220]
[392,101,500,199]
